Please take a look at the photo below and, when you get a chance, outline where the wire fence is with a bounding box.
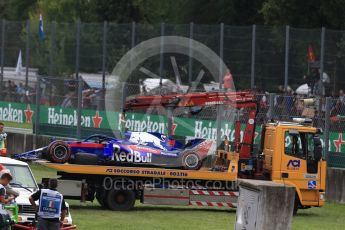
[1,20,345,167]
[1,21,345,94]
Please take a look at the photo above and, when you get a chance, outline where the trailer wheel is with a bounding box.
[106,188,135,211]
[47,141,71,163]
[96,190,109,209]
[182,152,202,170]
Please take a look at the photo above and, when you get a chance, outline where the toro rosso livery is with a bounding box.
[15,132,216,170]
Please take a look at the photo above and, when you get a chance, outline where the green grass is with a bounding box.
[29,163,345,230]
[30,163,58,183]
[3,121,32,129]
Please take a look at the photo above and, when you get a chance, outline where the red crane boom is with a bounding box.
[125,91,258,159]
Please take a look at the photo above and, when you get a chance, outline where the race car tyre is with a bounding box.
[106,188,135,211]
[47,141,71,163]
[182,152,202,170]
[74,153,98,165]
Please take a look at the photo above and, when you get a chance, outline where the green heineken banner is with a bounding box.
[40,106,117,130]
[124,113,167,134]
[0,101,35,125]
[0,101,345,153]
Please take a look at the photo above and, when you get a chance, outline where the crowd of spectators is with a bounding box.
[0,75,104,110]
[1,80,34,103]
[0,70,344,127]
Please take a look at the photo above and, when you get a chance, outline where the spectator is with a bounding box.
[82,89,96,109]
[223,69,234,91]
[274,95,285,120]
[277,85,285,94]
[304,61,330,96]
[4,80,12,101]
[304,67,318,96]
[285,86,294,112]
[0,122,7,157]
[61,90,77,108]
[335,89,345,115]
[9,81,18,101]
[319,68,330,96]
[294,95,305,116]
[16,82,26,103]
[260,94,268,108]
[329,91,345,128]
[139,79,146,94]
[61,80,77,108]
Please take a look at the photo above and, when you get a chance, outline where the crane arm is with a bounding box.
[125,91,258,159]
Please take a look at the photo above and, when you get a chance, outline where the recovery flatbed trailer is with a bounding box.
[39,151,241,209]
[40,162,238,181]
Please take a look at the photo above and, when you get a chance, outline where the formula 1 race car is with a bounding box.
[14,132,216,170]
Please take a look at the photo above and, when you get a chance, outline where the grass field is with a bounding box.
[29,163,345,230]
[3,121,32,129]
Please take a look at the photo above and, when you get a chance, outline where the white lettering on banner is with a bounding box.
[194,121,246,141]
[47,108,91,127]
[3,108,7,120]
[125,114,165,133]
[0,104,23,123]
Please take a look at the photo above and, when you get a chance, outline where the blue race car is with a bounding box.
[15,132,216,170]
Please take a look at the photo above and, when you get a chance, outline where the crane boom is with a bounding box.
[125,91,256,109]
[125,91,258,159]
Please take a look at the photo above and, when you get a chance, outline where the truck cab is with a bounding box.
[0,157,73,225]
[262,120,326,211]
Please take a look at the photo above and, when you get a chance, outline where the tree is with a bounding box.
[261,0,345,30]
[0,0,37,20]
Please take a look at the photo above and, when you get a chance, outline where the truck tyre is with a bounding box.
[96,190,109,209]
[106,188,135,211]
[182,152,202,170]
[47,141,71,163]
[74,153,98,165]
[293,194,300,215]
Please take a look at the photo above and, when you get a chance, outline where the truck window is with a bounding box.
[284,131,305,159]
[306,134,315,158]
[285,131,317,160]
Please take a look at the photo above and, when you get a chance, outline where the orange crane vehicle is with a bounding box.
[38,91,326,214]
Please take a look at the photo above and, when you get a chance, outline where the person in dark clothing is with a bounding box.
[29,179,67,230]
[304,67,318,95]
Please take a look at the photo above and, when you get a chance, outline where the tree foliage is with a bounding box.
[2,0,345,91]
[260,0,345,29]
[2,0,345,29]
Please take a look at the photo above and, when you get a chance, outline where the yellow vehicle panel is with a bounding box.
[39,161,238,181]
[268,123,326,207]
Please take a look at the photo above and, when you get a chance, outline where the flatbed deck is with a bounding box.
[38,161,238,181]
